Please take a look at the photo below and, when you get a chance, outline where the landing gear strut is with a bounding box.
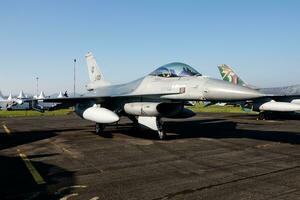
[95,123,106,135]
[156,118,167,140]
[128,115,139,127]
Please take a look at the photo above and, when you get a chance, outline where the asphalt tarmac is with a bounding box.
[0,113,300,200]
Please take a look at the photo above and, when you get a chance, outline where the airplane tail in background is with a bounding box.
[218,64,247,87]
[85,52,111,90]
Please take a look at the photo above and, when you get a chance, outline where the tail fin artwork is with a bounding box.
[85,52,110,91]
[218,64,259,90]
[218,64,247,86]
[218,64,247,87]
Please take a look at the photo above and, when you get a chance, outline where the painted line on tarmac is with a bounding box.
[50,142,78,159]
[50,142,104,174]
[89,197,100,200]
[17,149,46,185]
[256,143,273,149]
[55,185,88,195]
[59,193,79,200]
[2,123,11,136]
[62,147,78,159]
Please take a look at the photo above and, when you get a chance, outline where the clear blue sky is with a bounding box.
[0,0,300,95]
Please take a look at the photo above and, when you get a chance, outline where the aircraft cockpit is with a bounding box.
[150,62,202,78]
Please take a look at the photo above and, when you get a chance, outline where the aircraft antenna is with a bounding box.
[73,59,76,97]
[36,77,39,96]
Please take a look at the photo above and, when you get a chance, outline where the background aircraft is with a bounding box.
[37,52,264,139]
[218,64,300,119]
[0,91,66,111]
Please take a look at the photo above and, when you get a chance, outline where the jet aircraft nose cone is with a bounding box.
[203,79,265,101]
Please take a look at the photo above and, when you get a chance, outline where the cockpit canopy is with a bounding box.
[150,62,202,78]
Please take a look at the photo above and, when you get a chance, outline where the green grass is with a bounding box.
[188,103,256,114]
[0,109,73,118]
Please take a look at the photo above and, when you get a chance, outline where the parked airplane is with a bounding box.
[218,64,300,119]
[37,52,264,139]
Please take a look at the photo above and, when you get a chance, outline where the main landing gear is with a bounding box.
[95,123,106,135]
[135,116,168,140]
[96,116,168,140]
[258,112,272,120]
[156,118,167,140]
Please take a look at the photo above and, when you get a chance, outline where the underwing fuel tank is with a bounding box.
[81,106,119,124]
[257,101,300,112]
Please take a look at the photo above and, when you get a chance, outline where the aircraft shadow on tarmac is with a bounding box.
[0,154,75,200]
[0,128,85,150]
[104,119,300,144]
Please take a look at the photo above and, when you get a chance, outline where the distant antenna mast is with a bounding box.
[73,59,76,97]
[36,77,39,96]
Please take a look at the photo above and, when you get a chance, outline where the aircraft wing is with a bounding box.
[41,96,100,103]
[34,89,184,104]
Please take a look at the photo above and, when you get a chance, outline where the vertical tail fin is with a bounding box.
[85,52,110,90]
[218,64,247,86]
[86,52,103,82]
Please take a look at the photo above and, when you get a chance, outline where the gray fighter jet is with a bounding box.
[40,52,264,139]
[218,64,300,119]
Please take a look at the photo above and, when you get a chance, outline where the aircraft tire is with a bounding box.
[258,112,266,120]
[258,112,273,120]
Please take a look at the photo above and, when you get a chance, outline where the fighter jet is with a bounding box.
[218,64,300,119]
[38,52,264,139]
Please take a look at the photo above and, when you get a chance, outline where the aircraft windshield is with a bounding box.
[150,62,202,78]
